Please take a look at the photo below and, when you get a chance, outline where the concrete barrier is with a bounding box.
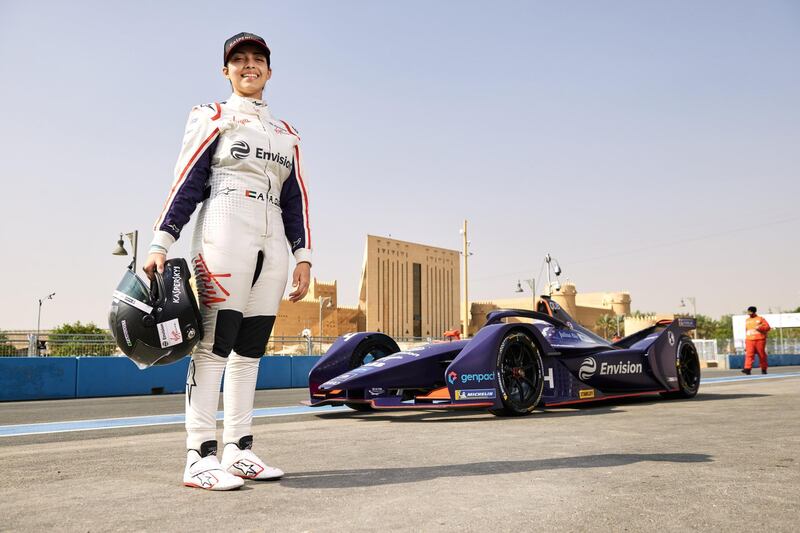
[0,355,321,402]
[727,354,800,369]
[0,357,78,401]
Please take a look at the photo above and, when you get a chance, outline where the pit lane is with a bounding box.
[1,367,798,531]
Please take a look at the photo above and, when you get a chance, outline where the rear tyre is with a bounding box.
[345,334,400,412]
[661,337,701,399]
[489,331,544,417]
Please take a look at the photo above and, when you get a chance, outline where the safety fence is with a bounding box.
[692,340,719,364]
[4,330,799,359]
[714,338,800,357]
[0,331,443,357]
[0,332,117,357]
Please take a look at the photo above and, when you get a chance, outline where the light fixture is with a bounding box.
[112,234,128,256]
[112,231,139,271]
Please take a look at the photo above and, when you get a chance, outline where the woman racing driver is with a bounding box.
[144,32,312,491]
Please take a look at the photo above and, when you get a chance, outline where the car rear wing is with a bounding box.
[613,317,696,349]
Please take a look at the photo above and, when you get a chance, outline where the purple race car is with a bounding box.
[306,296,700,416]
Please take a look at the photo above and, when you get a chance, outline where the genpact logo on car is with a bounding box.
[447,371,458,384]
[460,372,495,384]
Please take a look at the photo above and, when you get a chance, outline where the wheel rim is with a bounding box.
[678,343,700,391]
[499,337,540,410]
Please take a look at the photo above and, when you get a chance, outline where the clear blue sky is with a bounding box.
[1,0,798,329]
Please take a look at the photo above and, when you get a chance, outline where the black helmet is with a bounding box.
[109,258,203,368]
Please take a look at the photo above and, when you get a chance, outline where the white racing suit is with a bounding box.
[151,93,311,449]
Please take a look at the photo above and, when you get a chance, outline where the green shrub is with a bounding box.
[48,321,117,356]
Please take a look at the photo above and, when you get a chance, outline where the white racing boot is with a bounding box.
[183,440,244,490]
[221,435,284,481]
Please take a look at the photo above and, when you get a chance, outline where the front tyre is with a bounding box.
[661,337,701,399]
[345,334,399,412]
[489,331,544,416]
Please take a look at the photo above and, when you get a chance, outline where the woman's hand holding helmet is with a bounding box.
[143,252,166,281]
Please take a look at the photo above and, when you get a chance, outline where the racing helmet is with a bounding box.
[108,257,203,368]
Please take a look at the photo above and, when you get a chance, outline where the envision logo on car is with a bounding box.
[579,357,597,380]
[600,361,642,375]
[579,356,642,380]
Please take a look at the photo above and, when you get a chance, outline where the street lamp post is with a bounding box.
[319,296,332,355]
[515,278,536,310]
[36,292,56,356]
[680,297,697,338]
[544,253,562,295]
[301,328,313,356]
[112,230,139,272]
[460,220,473,337]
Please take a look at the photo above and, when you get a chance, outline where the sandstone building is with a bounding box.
[272,235,461,340]
[358,235,460,338]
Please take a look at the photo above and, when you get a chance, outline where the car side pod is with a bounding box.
[444,320,554,411]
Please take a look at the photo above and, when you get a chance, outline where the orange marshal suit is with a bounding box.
[745,315,770,370]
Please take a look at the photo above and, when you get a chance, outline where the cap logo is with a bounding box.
[231,36,252,47]
[224,32,269,63]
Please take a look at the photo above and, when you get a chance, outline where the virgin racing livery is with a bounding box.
[307,296,700,416]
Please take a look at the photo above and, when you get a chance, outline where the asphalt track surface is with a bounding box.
[1,367,799,532]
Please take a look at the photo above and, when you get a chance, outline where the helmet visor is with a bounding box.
[129,340,174,369]
[115,269,150,302]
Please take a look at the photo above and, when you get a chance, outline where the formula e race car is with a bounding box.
[307,296,700,416]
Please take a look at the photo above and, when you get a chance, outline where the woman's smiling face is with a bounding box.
[223,43,271,98]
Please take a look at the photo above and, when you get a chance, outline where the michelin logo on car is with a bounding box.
[579,356,642,380]
[455,389,496,400]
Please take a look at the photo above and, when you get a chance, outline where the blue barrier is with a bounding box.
[0,358,78,401]
[256,357,292,389]
[291,356,319,388]
[76,357,190,398]
[0,355,321,402]
[727,354,800,369]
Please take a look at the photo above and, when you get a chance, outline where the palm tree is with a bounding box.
[595,314,616,339]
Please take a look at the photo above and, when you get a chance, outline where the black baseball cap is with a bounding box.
[747,306,757,313]
[224,32,271,65]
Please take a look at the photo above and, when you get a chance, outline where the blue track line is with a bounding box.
[0,404,350,438]
[2,372,799,438]
[700,371,800,384]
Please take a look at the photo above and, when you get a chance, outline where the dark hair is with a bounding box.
[747,306,757,313]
